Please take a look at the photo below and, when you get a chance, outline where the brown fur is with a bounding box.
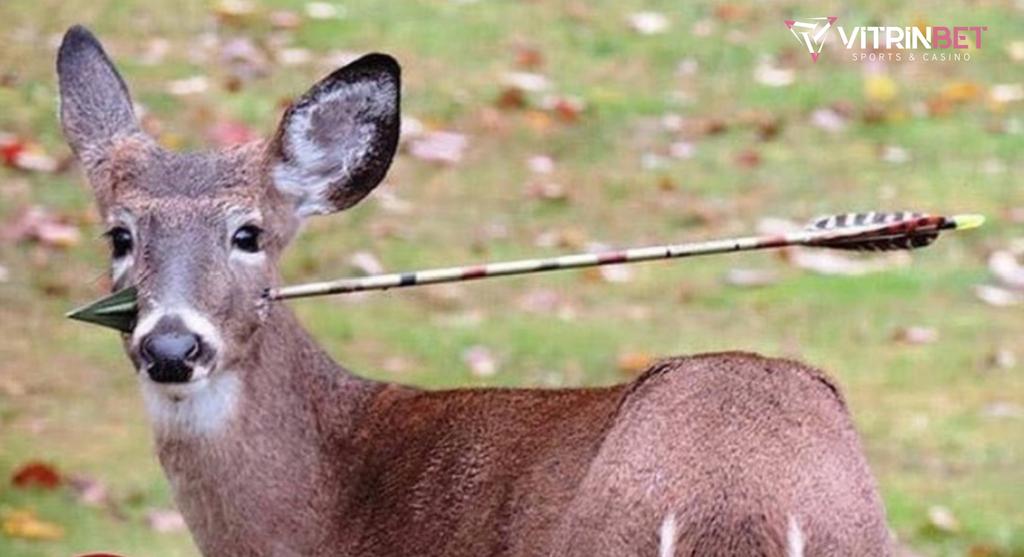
[58,25,891,556]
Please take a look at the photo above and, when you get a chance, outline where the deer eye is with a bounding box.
[232,225,262,253]
[106,227,133,259]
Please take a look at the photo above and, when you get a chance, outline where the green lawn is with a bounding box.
[0,1,1022,555]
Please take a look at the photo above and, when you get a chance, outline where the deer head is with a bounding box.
[57,26,400,393]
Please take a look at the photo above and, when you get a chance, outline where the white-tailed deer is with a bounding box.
[58,25,891,556]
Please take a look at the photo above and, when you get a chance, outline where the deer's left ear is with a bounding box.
[269,53,401,217]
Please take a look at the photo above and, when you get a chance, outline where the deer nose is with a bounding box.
[141,331,202,383]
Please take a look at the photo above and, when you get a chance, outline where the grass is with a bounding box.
[0,0,1022,555]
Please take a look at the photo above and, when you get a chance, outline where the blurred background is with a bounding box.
[0,1,1021,555]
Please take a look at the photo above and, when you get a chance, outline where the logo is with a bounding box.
[785,17,838,62]
[784,17,987,63]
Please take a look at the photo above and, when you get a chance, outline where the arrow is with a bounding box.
[67,212,984,332]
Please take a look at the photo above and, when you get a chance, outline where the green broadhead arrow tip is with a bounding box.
[66,286,138,333]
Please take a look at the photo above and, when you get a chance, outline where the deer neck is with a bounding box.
[145,304,382,550]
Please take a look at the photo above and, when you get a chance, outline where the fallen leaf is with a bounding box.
[516,288,567,314]
[278,47,313,66]
[513,44,544,69]
[753,58,793,87]
[724,268,779,288]
[67,475,109,507]
[941,81,982,103]
[495,87,528,110]
[714,4,748,22]
[810,108,848,133]
[207,119,258,147]
[891,326,939,345]
[268,9,303,30]
[501,71,549,93]
[146,508,186,533]
[527,155,555,174]
[734,148,761,168]
[880,145,911,164]
[213,0,257,25]
[525,181,568,201]
[463,345,498,377]
[864,74,898,103]
[925,505,960,534]
[975,284,1024,307]
[987,83,1019,105]
[139,38,171,66]
[987,348,1017,370]
[219,37,269,83]
[617,352,654,376]
[3,206,81,249]
[981,401,1022,419]
[1,509,64,541]
[597,264,634,284]
[782,249,906,276]
[967,543,1004,557]
[541,95,586,123]
[669,141,695,160]
[167,76,210,96]
[11,461,62,489]
[305,2,343,20]
[627,11,670,35]
[988,250,1024,289]
[0,134,57,173]
[407,131,468,165]
[1008,41,1024,62]
[348,251,384,275]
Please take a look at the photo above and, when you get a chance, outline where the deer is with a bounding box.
[57,25,891,556]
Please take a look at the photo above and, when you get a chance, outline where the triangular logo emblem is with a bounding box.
[785,16,838,62]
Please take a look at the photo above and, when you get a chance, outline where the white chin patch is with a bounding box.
[141,371,240,438]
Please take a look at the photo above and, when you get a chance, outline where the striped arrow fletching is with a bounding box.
[804,211,944,251]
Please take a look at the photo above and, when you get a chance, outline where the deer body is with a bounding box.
[57,26,891,556]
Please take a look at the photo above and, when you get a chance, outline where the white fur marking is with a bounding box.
[111,254,133,283]
[132,306,224,358]
[659,512,676,557]
[787,514,804,557]
[273,78,396,216]
[141,371,240,437]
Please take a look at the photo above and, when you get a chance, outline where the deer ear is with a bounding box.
[57,25,141,160]
[269,53,400,217]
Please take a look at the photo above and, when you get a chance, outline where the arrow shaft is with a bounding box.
[267,216,950,301]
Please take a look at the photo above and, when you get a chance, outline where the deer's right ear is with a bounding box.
[57,25,141,160]
[269,53,401,217]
